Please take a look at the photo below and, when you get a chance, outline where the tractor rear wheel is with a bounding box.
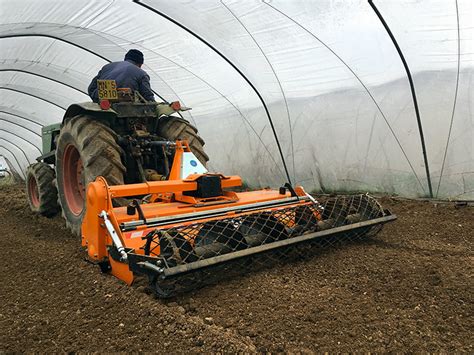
[26,162,59,217]
[158,117,209,165]
[55,115,125,236]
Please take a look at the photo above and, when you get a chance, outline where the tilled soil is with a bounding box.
[0,184,472,352]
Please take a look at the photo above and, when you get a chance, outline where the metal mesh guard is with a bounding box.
[140,194,388,297]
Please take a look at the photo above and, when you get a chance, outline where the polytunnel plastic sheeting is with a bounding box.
[0,139,31,179]
[0,72,87,106]
[0,0,472,200]
[0,155,8,170]
[0,122,41,154]
[0,114,41,138]
[0,38,101,93]
[139,0,474,198]
[0,149,23,178]
[0,90,65,126]
[0,22,256,131]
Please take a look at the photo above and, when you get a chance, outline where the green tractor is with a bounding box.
[25,91,208,236]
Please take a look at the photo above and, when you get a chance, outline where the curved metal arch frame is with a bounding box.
[0,117,41,137]
[0,128,42,154]
[0,109,44,127]
[0,58,91,84]
[0,87,66,110]
[369,0,433,197]
[436,0,461,197]
[0,33,110,60]
[0,69,87,95]
[0,138,31,178]
[0,33,181,113]
[0,145,25,179]
[220,0,295,182]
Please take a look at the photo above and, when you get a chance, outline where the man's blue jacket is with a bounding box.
[88,60,155,102]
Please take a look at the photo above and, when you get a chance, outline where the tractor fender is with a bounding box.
[62,102,117,123]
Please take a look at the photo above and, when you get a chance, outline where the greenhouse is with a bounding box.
[0,0,472,199]
[0,1,472,352]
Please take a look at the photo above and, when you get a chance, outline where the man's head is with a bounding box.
[124,49,144,67]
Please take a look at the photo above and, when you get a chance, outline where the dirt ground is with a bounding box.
[0,184,472,352]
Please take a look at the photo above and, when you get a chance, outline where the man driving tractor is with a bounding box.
[87,49,155,102]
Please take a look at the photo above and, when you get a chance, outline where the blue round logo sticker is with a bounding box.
[190,160,198,167]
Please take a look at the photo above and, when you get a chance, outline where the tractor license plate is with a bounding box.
[97,80,118,100]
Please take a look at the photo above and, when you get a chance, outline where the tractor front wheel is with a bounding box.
[26,162,59,217]
[55,115,125,236]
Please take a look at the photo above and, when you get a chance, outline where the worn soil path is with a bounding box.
[1,185,472,352]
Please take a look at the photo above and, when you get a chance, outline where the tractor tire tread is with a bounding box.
[26,162,60,217]
[158,117,209,165]
[55,115,125,236]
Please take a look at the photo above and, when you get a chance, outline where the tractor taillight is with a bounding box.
[100,99,111,110]
[171,101,181,111]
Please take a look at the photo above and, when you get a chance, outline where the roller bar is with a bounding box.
[143,212,397,278]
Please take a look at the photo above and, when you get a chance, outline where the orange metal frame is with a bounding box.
[81,140,313,285]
